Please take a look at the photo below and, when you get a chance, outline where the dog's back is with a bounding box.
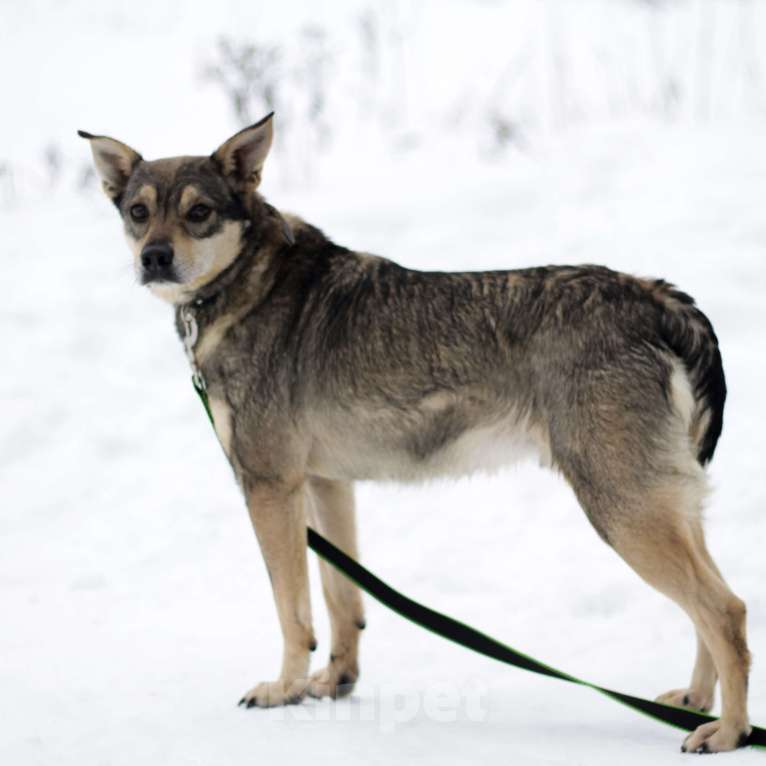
[251,237,725,494]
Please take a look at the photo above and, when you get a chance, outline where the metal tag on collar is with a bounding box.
[181,305,206,391]
[181,306,198,349]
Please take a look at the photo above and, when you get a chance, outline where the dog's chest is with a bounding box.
[194,312,240,369]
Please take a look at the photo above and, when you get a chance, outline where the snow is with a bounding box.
[1,1,766,764]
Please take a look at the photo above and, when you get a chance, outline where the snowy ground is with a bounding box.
[2,2,766,765]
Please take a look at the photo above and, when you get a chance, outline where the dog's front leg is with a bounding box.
[240,478,316,708]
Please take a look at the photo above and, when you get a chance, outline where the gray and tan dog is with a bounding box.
[79,113,751,753]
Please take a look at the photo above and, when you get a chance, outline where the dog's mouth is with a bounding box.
[140,268,181,286]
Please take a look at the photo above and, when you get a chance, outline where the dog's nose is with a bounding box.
[141,243,174,275]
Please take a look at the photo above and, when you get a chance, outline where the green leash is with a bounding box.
[193,378,765,749]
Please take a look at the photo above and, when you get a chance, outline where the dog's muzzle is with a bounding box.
[140,242,177,283]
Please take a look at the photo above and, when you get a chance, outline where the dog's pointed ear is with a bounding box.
[78,130,142,201]
[211,112,274,191]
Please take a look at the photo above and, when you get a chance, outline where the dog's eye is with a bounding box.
[130,204,149,223]
[187,204,212,223]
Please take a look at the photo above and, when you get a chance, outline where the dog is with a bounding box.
[79,113,751,753]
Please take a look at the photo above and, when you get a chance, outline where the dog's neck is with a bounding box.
[187,203,294,310]
[172,205,293,346]
[183,233,258,310]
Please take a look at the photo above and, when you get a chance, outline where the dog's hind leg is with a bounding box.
[655,518,720,714]
[306,477,365,699]
[240,478,316,708]
[565,461,751,753]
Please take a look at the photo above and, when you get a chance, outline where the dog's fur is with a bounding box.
[80,114,751,753]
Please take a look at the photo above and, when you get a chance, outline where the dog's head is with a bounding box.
[79,113,283,304]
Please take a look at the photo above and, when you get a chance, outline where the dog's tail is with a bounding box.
[649,280,727,466]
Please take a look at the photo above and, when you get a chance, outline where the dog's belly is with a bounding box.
[306,414,551,483]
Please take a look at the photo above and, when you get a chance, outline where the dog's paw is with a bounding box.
[307,659,358,700]
[655,687,714,713]
[681,720,751,754]
[238,678,309,709]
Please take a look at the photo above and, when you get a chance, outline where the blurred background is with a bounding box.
[2,2,765,764]
[3,0,766,196]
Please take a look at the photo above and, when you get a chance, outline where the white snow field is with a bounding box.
[2,1,765,764]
